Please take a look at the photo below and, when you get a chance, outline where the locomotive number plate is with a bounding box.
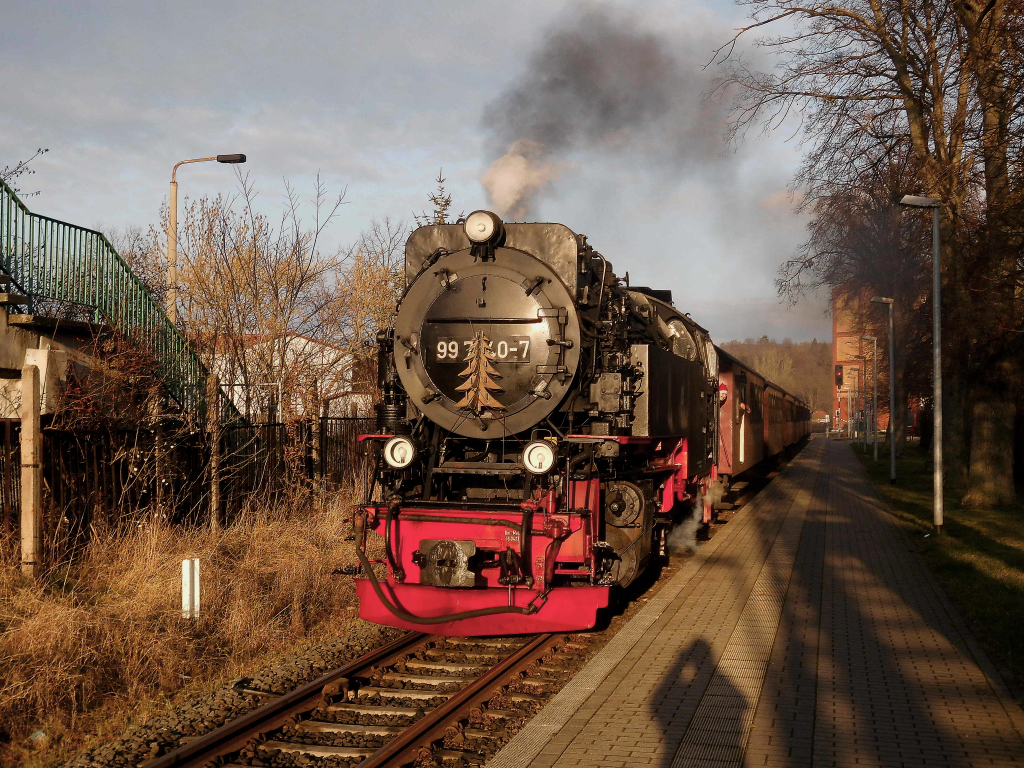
[434,336,531,363]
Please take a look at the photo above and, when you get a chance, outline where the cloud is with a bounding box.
[479,2,742,218]
[0,0,826,342]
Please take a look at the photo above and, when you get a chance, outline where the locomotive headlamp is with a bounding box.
[464,210,503,243]
[383,436,417,469]
[522,440,556,475]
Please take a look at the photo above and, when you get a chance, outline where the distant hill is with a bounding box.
[719,336,832,412]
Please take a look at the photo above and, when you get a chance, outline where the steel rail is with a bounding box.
[356,633,560,768]
[141,631,428,768]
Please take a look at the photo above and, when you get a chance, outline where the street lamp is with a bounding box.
[871,296,896,482]
[848,365,861,441]
[167,154,247,325]
[861,335,878,462]
[851,358,860,448]
[838,388,851,438]
[899,194,942,533]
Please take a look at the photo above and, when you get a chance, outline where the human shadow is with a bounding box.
[651,638,749,768]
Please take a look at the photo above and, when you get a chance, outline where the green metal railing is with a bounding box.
[0,177,238,421]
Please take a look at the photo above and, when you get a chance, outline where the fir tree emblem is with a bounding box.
[455,331,504,412]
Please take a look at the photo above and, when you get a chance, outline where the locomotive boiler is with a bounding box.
[354,211,720,635]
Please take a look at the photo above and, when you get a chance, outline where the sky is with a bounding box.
[0,0,831,343]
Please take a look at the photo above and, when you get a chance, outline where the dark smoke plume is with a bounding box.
[481,3,737,219]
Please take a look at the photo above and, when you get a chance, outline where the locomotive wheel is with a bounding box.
[604,526,643,587]
[604,481,644,527]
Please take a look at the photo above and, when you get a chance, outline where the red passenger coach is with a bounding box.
[716,349,767,481]
[715,346,811,489]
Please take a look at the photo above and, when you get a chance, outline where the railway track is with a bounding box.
[143,631,593,768]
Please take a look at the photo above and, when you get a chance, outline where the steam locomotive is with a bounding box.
[354,211,807,636]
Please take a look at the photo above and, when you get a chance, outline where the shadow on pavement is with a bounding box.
[652,638,748,768]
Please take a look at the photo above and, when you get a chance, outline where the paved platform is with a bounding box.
[491,438,1024,768]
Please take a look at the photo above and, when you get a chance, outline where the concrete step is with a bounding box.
[8,314,111,334]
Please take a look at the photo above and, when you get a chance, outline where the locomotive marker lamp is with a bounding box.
[167,154,247,325]
[861,336,878,462]
[899,193,943,534]
[383,436,417,469]
[523,440,556,474]
[871,296,897,484]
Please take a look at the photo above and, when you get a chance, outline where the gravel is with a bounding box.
[66,617,405,768]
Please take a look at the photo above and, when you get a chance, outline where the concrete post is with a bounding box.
[931,206,943,532]
[181,558,200,619]
[207,374,221,531]
[310,387,322,486]
[20,364,42,577]
[167,180,178,325]
[155,419,165,522]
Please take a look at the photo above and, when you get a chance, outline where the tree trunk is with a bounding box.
[1014,393,1024,493]
[963,393,1016,508]
[892,303,909,455]
[944,365,970,487]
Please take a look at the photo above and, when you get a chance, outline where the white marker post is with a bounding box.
[182,558,200,618]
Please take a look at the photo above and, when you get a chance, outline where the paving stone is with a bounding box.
[489,439,1024,768]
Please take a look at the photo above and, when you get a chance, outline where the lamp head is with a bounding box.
[899,194,939,208]
[216,154,247,164]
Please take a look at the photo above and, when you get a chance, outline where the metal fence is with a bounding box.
[0,176,236,419]
[1,416,376,560]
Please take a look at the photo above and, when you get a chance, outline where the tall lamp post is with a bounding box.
[845,387,853,439]
[850,366,861,442]
[853,358,866,447]
[168,154,247,325]
[862,335,878,462]
[899,194,943,533]
[871,296,896,482]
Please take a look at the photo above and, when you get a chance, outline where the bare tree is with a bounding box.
[721,337,834,412]
[172,175,349,422]
[722,0,1024,503]
[779,147,935,450]
[1,148,49,197]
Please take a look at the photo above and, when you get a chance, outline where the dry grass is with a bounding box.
[0,494,361,767]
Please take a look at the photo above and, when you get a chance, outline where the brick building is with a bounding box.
[832,288,889,434]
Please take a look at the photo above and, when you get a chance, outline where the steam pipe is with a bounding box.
[383,497,405,581]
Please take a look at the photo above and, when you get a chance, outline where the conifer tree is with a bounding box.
[414,169,463,226]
